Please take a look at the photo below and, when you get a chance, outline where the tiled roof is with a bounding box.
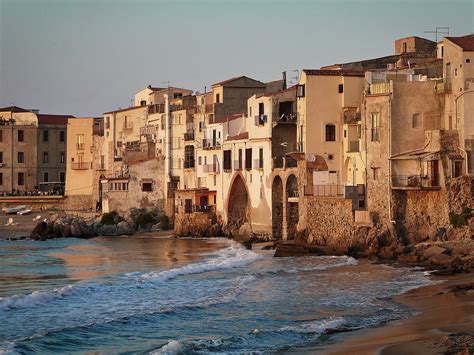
[258,85,297,98]
[37,114,72,125]
[0,105,30,112]
[103,105,147,115]
[226,132,249,141]
[445,34,474,51]
[303,69,365,77]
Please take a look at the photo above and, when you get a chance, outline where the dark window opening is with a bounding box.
[0,130,3,142]
[325,124,336,141]
[142,182,153,192]
[59,130,65,142]
[43,152,49,164]
[0,173,3,185]
[140,100,147,106]
[18,130,24,142]
[43,130,49,142]
[0,152,3,163]
[18,172,25,186]
[18,152,25,164]
[245,148,252,169]
[338,84,344,93]
[60,172,65,183]
[216,93,220,103]
[296,84,305,97]
[44,172,49,182]
[223,150,232,170]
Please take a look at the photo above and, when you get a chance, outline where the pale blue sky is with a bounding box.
[0,0,472,116]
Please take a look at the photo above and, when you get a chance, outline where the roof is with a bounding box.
[303,69,365,77]
[391,150,440,161]
[0,106,31,113]
[212,75,265,87]
[148,86,193,95]
[257,85,297,98]
[445,34,474,51]
[37,114,72,125]
[226,132,249,141]
[103,105,148,115]
[212,113,243,124]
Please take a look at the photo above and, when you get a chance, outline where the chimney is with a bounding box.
[282,71,287,90]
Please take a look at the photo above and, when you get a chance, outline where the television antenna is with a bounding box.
[424,27,450,42]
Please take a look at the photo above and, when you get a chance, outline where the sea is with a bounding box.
[0,235,435,354]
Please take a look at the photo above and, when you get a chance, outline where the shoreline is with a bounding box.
[315,272,474,355]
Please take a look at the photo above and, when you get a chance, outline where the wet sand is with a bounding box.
[320,272,474,355]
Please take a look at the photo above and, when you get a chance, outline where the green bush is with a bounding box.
[135,211,154,228]
[449,208,472,228]
[158,214,171,230]
[101,211,123,225]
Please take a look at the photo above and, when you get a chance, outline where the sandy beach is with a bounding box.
[318,272,474,355]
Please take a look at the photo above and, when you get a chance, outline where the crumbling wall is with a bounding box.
[175,212,214,237]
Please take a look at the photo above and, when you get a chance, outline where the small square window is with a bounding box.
[338,84,344,94]
[467,59,471,63]
[142,182,153,192]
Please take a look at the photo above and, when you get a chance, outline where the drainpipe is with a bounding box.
[164,94,171,190]
[10,108,14,193]
[387,85,394,224]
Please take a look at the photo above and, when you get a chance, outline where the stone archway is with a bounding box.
[286,174,299,239]
[272,176,283,239]
[227,174,249,225]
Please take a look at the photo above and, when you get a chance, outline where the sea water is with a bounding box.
[0,236,434,354]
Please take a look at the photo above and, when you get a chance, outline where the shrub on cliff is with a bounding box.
[135,211,155,228]
[101,211,124,225]
[449,208,472,228]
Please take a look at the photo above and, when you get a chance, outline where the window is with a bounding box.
[412,113,422,129]
[223,150,232,170]
[371,112,379,141]
[198,156,202,165]
[453,161,463,178]
[325,124,336,142]
[0,152,3,163]
[0,130,2,142]
[213,175,216,186]
[0,173,2,185]
[43,152,49,163]
[59,130,65,143]
[372,167,379,181]
[44,172,49,182]
[60,172,65,183]
[296,84,305,97]
[467,58,471,63]
[140,100,147,106]
[77,134,84,150]
[455,68,458,76]
[249,107,252,117]
[18,172,25,186]
[338,84,344,94]
[142,182,153,192]
[245,148,252,169]
[216,93,220,103]
[43,130,49,142]
[402,42,407,53]
[18,152,25,164]
[173,93,183,99]
[184,145,195,169]
[60,152,65,163]
[106,117,110,129]
[258,147,264,169]
[18,130,24,142]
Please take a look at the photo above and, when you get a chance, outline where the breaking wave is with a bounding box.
[0,285,74,311]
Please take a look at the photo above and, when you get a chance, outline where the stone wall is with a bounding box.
[297,197,355,248]
[0,196,65,211]
[446,176,474,213]
[175,212,214,237]
[65,195,94,212]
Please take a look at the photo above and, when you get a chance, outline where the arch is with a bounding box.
[286,174,299,239]
[227,174,250,226]
[272,176,284,239]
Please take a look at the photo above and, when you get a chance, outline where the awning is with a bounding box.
[390,151,440,161]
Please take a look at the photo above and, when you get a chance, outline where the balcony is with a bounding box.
[254,115,268,126]
[193,205,216,213]
[369,82,391,95]
[76,143,85,150]
[304,184,345,197]
[71,162,91,170]
[347,140,360,152]
[436,79,452,93]
[391,175,440,190]
[272,112,297,124]
[184,131,195,141]
[203,139,221,150]
[203,163,220,173]
[254,159,264,170]
[234,160,243,171]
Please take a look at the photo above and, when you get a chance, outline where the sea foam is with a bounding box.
[0,285,74,311]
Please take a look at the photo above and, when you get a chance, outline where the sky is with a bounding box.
[0,0,473,117]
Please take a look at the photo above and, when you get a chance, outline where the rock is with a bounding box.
[70,218,84,237]
[274,244,310,257]
[394,244,407,255]
[397,254,419,263]
[431,227,447,241]
[423,245,448,259]
[30,221,49,241]
[377,246,394,260]
[150,222,162,232]
[430,254,462,268]
[116,221,133,235]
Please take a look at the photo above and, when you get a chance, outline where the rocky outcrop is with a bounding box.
[31,215,96,241]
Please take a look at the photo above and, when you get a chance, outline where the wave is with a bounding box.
[139,241,262,282]
[0,285,74,311]
[0,341,18,355]
[278,317,347,334]
[150,340,185,355]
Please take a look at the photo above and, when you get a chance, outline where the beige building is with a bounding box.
[65,117,104,211]
[0,106,70,194]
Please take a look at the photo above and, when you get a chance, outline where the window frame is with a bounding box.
[325,124,336,142]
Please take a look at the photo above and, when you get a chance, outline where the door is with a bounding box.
[429,160,439,187]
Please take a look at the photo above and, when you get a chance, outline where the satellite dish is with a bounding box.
[307,153,316,162]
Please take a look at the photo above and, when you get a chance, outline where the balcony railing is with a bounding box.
[203,163,220,173]
[203,139,221,150]
[391,175,440,189]
[347,140,360,152]
[287,189,299,198]
[184,131,195,141]
[194,205,216,213]
[71,162,91,170]
[436,79,452,93]
[76,143,85,150]
[273,157,297,169]
[304,184,345,197]
[369,82,391,95]
[272,112,297,124]
[234,160,243,171]
[254,159,264,169]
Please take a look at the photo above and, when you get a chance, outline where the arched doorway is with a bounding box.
[272,176,283,239]
[286,174,299,239]
[227,174,249,225]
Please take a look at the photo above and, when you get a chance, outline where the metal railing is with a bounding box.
[76,143,85,150]
[304,184,345,197]
[369,82,391,95]
[184,131,195,141]
[272,112,297,124]
[202,139,221,149]
[184,159,195,169]
[71,162,91,170]
[391,175,440,189]
[254,159,264,169]
[436,78,452,93]
[203,163,220,173]
[194,205,216,213]
[347,140,360,152]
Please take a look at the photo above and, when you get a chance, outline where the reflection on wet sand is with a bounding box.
[49,237,225,281]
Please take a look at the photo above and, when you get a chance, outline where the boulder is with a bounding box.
[377,246,394,260]
[116,221,133,235]
[150,222,162,232]
[430,254,462,268]
[397,254,419,263]
[30,221,50,241]
[423,245,448,259]
[70,218,84,237]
